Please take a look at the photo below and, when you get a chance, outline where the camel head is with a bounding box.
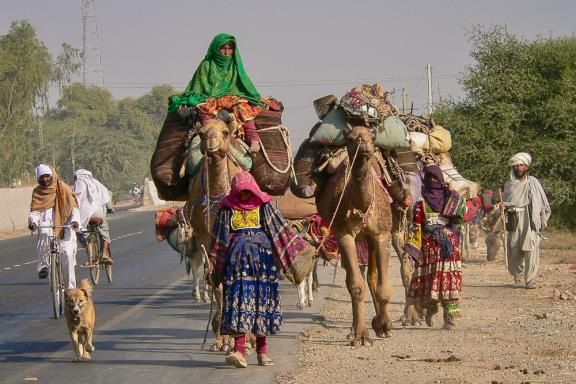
[344,124,377,159]
[195,116,238,160]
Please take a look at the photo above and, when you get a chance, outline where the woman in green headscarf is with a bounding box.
[169,33,273,152]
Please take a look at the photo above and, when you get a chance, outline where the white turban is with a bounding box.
[508,152,531,167]
[35,164,53,180]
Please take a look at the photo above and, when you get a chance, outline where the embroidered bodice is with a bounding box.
[231,208,261,231]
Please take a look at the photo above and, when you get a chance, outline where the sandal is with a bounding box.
[257,353,274,367]
[225,351,247,368]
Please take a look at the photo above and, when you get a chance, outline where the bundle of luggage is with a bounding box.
[399,114,478,198]
[150,97,293,201]
[292,83,418,205]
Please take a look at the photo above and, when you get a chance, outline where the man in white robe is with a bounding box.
[502,153,551,289]
[28,164,80,289]
[73,169,114,264]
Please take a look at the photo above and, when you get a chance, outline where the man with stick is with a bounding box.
[500,153,551,289]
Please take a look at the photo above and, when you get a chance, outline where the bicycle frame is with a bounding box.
[35,224,70,319]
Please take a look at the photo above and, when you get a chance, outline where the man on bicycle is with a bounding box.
[28,164,80,288]
[73,169,114,265]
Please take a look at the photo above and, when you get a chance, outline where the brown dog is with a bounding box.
[64,279,95,362]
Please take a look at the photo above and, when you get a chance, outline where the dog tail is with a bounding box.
[79,278,93,297]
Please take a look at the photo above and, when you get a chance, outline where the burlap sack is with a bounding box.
[150,113,189,201]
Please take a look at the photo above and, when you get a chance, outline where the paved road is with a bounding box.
[0,210,327,384]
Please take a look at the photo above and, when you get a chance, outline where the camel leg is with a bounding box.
[190,255,201,302]
[312,259,319,292]
[210,283,228,352]
[368,233,393,338]
[338,233,371,346]
[297,279,306,310]
[486,231,501,261]
[307,268,314,307]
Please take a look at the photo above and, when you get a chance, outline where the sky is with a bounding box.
[2,0,575,145]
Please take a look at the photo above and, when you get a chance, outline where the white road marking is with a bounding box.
[14,264,21,267]
[4,267,11,270]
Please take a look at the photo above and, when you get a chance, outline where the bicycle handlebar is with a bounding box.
[36,224,72,229]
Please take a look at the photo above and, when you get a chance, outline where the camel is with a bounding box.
[315,124,394,346]
[186,117,242,352]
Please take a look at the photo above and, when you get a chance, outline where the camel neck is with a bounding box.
[203,156,231,197]
[349,156,374,211]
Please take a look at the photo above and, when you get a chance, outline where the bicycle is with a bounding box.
[35,224,69,319]
[80,219,112,285]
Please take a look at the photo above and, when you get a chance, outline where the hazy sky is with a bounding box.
[2,0,575,145]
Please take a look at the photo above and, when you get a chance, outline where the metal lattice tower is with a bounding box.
[81,0,104,87]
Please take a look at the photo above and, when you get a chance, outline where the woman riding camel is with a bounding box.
[169,33,280,153]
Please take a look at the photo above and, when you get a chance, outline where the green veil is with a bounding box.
[168,33,262,113]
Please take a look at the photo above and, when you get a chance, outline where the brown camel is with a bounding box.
[316,124,394,346]
[186,117,242,352]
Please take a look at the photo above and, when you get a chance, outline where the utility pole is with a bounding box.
[436,82,442,102]
[426,64,433,115]
[81,0,104,87]
[71,119,76,175]
[402,88,408,115]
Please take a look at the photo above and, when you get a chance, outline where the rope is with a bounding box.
[257,125,293,174]
[315,138,362,254]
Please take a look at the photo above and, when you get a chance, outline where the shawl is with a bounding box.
[209,202,316,284]
[221,171,271,211]
[168,33,262,113]
[73,169,110,227]
[503,175,551,231]
[422,165,447,213]
[30,166,78,239]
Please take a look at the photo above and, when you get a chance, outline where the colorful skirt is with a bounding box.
[220,228,283,336]
[408,228,462,305]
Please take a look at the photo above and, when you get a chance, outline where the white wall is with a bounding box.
[0,187,34,232]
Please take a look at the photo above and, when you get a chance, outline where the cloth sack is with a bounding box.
[309,108,347,146]
[374,116,410,150]
[428,125,452,154]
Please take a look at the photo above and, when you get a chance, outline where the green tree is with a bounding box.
[435,26,576,228]
[0,20,80,185]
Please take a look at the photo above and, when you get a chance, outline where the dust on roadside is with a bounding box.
[275,232,576,384]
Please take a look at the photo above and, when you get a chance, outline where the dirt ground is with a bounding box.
[275,231,576,384]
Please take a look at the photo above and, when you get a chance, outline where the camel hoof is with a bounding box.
[297,302,304,310]
[307,301,313,307]
[425,312,435,328]
[203,296,211,303]
[351,336,373,347]
[210,343,223,352]
[222,344,231,353]
[384,331,392,338]
[346,331,355,341]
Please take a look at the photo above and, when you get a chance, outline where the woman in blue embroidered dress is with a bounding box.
[208,171,308,368]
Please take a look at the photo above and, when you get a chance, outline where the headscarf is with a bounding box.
[422,165,447,213]
[30,164,78,239]
[221,171,271,211]
[73,169,111,227]
[168,33,263,113]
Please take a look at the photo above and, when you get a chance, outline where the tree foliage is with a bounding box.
[434,26,576,229]
[0,21,81,185]
[41,83,175,193]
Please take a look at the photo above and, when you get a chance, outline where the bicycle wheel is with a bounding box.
[87,233,101,285]
[57,260,65,317]
[50,252,61,319]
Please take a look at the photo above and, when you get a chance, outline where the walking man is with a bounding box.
[501,153,551,289]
